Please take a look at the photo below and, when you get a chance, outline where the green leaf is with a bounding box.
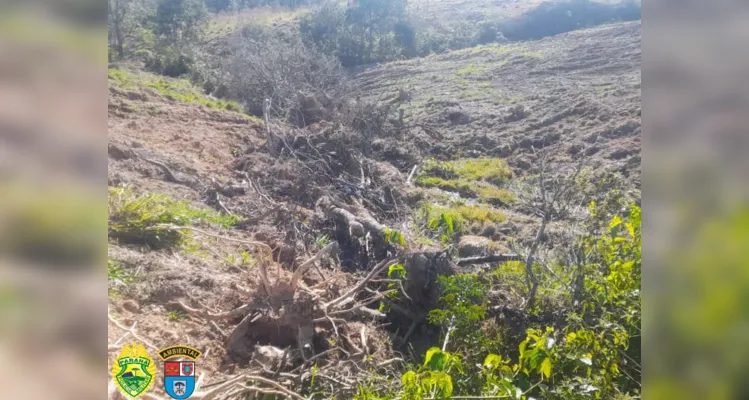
[310,363,318,386]
[441,213,455,234]
[424,347,447,371]
[401,371,417,385]
[434,372,453,397]
[527,349,545,370]
[609,214,623,230]
[588,200,597,215]
[499,378,515,395]
[540,357,552,379]
[388,263,407,280]
[484,354,503,370]
[625,222,635,238]
[518,340,529,365]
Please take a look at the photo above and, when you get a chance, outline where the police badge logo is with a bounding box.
[158,345,203,399]
[112,343,157,398]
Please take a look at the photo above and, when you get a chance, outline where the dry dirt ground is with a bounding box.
[107,20,640,398]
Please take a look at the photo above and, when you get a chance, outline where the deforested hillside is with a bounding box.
[108,1,641,399]
[354,21,641,189]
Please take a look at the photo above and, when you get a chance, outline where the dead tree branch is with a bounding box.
[457,253,522,266]
[512,151,588,310]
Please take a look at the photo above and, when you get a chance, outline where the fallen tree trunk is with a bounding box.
[316,196,388,239]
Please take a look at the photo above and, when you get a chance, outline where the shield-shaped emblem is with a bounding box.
[164,361,196,399]
[113,343,156,399]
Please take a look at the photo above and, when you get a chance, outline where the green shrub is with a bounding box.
[108,259,139,297]
[394,206,642,399]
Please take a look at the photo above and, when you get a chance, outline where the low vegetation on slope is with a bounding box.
[108,68,261,121]
[108,187,239,250]
[415,158,516,206]
[385,206,641,400]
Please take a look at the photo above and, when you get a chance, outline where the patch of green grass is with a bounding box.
[420,203,507,235]
[456,43,528,57]
[453,78,471,87]
[456,63,488,77]
[108,69,138,89]
[415,176,476,198]
[459,87,493,99]
[108,186,240,250]
[415,158,516,206]
[451,158,513,185]
[476,184,517,206]
[108,259,139,297]
[520,51,544,59]
[224,250,254,268]
[489,260,527,292]
[421,158,512,185]
[143,78,245,113]
[168,310,187,321]
[108,68,261,122]
[453,204,507,223]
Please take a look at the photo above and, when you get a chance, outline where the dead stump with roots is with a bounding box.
[172,242,400,385]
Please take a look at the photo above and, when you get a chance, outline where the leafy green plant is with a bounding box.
[168,310,187,321]
[313,234,331,250]
[143,78,244,112]
[428,274,488,355]
[108,259,138,297]
[421,203,506,240]
[108,186,239,250]
[392,206,642,399]
[380,263,408,313]
[383,228,407,247]
[400,348,464,399]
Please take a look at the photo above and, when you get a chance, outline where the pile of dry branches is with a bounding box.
[159,242,406,399]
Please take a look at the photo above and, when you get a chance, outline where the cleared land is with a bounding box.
[108,17,641,397]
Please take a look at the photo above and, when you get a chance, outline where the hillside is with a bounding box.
[354,21,641,189]
[108,3,641,398]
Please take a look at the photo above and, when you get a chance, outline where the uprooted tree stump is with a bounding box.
[172,242,398,370]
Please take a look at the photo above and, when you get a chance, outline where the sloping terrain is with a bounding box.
[408,0,631,21]
[107,19,641,399]
[355,21,641,189]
